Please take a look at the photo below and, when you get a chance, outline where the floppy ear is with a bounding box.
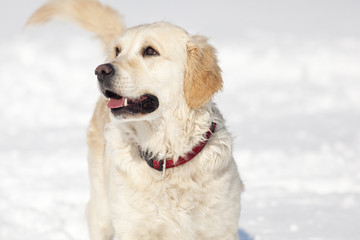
[184,35,223,109]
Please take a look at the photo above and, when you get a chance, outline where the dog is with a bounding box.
[27,0,243,239]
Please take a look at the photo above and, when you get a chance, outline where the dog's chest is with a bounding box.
[107,146,212,212]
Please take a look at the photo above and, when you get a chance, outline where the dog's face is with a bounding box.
[95,22,223,121]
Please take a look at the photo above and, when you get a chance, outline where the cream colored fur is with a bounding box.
[27,1,243,239]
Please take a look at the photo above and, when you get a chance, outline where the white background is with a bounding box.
[1,1,360,239]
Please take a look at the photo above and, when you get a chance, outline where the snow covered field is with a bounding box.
[1,1,360,240]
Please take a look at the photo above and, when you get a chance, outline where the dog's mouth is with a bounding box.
[104,90,159,116]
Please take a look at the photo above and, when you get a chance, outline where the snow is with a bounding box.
[217,35,360,239]
[1,4,360,240]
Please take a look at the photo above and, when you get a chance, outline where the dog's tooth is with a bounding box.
[124,97,128,107]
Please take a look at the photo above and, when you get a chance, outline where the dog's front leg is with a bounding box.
[87,196,114,240]
[86,152,114,240]
[86,120,114,240]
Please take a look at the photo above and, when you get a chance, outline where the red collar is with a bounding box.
[139,122,216,171]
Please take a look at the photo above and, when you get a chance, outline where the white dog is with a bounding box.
[27,0,243,239]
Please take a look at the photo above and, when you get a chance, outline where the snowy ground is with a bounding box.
[1,4,360,240]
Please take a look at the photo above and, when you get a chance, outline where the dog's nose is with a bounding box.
[95,63,114,82]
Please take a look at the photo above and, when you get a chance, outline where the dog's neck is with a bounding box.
[117,102,217,161]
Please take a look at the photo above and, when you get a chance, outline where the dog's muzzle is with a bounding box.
[94,63,159,116]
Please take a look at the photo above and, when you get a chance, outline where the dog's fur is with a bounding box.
[27,0,243,239]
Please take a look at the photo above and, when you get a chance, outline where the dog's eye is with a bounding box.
[115,47,121,57]
[143,47,159,57]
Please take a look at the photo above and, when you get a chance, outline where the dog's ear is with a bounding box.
[184,35,223,109]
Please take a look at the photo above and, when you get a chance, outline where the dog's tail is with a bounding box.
[26,0,124,46]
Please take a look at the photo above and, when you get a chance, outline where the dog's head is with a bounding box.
[95,22,222,121]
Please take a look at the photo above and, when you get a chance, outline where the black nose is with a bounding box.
[95,63,114,82]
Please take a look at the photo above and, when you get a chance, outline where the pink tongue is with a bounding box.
[107,98,125,109]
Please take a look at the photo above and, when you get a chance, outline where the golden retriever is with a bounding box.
[27,0,243,239]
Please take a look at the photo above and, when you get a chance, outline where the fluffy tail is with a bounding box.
[26,0,124,46]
